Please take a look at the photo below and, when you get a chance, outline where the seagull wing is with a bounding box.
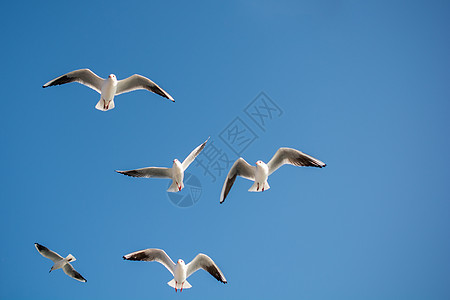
[267,147,326,176]
[220,158,255,203]
[181,137,209,171]
[42,69,103,93]
[186,253,227,284]
[115,74,174,101]
[123,248,176,275]
[62,263,87,282]
[115,167,171,178]
[35,243,63,263]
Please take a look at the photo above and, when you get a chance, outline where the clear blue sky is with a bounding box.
[1,1,450,299]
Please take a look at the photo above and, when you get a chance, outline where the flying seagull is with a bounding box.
[220,147,326,203]
[123,248,227,292]
[116,138,209,192]
[43,68,174,111]
[34,243,87,282]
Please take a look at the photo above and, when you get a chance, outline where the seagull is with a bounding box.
[123,248,227,292]
[116,138,209,192]
[34,243,87,282]
[220,147,326,203]
[43,68,174,111]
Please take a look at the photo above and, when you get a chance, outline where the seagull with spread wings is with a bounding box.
[220,147,326,203]
[34,243,87,283]
[116,138,209,192]
[123,248,227,292]
[43,68,174,111]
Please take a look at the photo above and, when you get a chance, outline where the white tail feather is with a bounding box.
[167,181,184,192]
[95,98,115,111]
[66,254,76,262]
[248,181,270,192]
[167,279,192,289]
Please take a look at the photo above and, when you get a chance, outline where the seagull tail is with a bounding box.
[95,98,115,111]
[248,181,270,192]
[66,254,76,262]
[167,279,192,289]
[167,180,184,193]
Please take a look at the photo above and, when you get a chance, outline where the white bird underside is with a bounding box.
[43,69,174,111]
[115,138,209,192]
[220,147,326,203]
[123,248,227,290]
[35,243,87,282]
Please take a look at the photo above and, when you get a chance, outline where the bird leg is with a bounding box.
[257,182,260,191]
[175,281,178,292]
[181,282,184,292]
[262,186,265,191]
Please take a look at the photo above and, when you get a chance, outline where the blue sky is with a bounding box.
[1,0,450,299]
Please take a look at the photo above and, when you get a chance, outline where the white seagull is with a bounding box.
[43,68,174,111]
[220,147,326,203]
[116,138,209,192]
[123,248,227,292]
[34,243,87,282]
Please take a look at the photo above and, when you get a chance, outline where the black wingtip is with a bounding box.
[122,256,127,260]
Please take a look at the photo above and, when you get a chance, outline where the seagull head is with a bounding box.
[108,74,116,80]
[256,160,262,165]
[173,159,180,165]
[177,259,185,265]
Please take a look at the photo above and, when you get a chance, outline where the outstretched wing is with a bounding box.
[116,74,174,101]
[62,263,87,282]
[123,248,176,275]
[35,243,63,263]
[43,69,103,93]
[220,158,255,203]
[267,147,326,175]
[181,137,209,171]
[115,167,171,178]
[186,253,227,284]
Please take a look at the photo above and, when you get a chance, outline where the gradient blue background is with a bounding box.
[1,1,450,299]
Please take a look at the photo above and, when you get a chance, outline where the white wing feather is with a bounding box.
[220,158,255,203]
[186,253,227,283]
[267,147,326,175]
[116,74,174,101]
[181,138,209,171]
[43,69,103,93]
[123,248,176,275]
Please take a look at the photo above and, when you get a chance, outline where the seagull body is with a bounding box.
[116,138,208,192]
[43,69,174,111]
[220,147,326,203]
[34,243,87,282]
[123,248,227,292]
